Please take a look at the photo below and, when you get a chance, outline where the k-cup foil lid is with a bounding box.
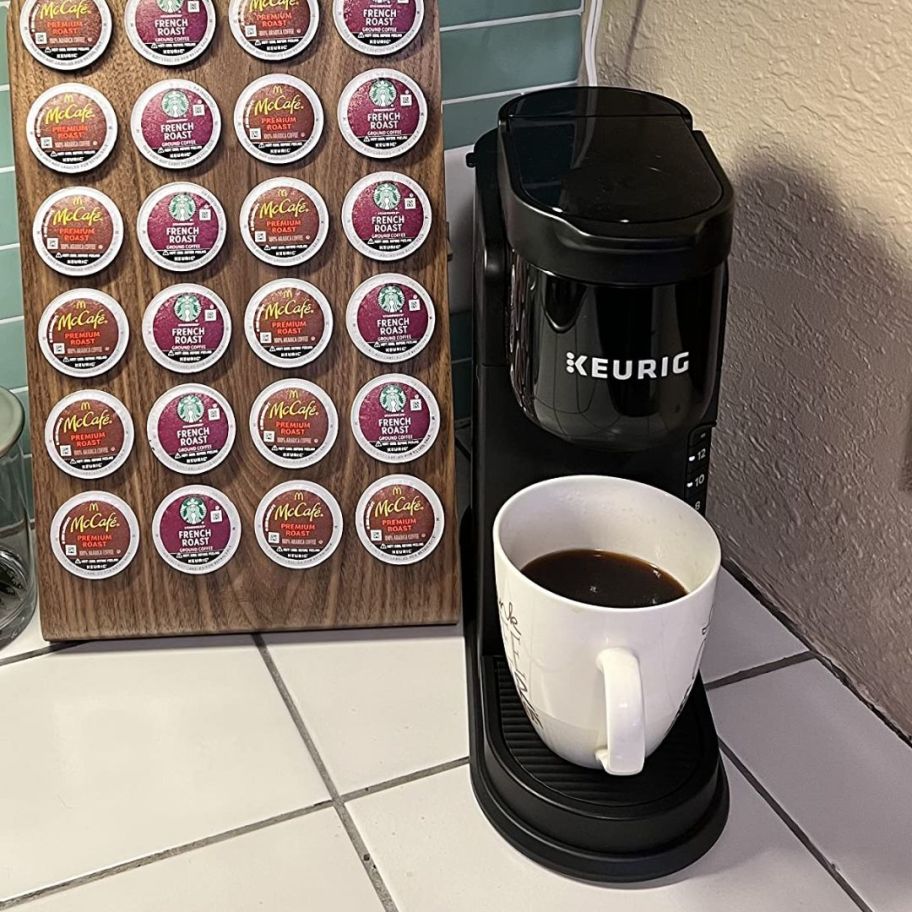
[239,178,329,266]
[153,485,241,575]
[350,373,439,463]
[132,80,221,170]
[125,0,216,67]
[137,182,227,272]
[342,171,431,261]
[45,389,134,479]
[233,75,324,164]
[147,383,236,474]
[51,491,140,580]
[26,83,117,174]
[338,69,427,159]
[20,0,112,71]
[33,187,124,277]
[356,473,444,565]
[346,273,435,363]
[254,481,343,569]
[333,0,424,56]
[143,284,231,373]
[249,379,338,468]
[244,279,333,369]
[38,288,129,378]
[229,0,319,60]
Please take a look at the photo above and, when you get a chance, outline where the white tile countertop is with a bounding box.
[1,463,910,909]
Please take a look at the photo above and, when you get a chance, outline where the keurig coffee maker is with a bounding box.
[462,87,735,881]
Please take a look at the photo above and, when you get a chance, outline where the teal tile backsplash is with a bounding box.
[441,16,581,99]
[443,92,526,151]
[0,170,18,246]
[0,1,582,478]
[0,316,26,391]
[0,5,8,78]
[0,247,23,320]
[0,93,12,168]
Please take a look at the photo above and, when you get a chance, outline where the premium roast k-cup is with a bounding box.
[27,84,118,174]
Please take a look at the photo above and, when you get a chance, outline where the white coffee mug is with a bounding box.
[493,475,721,776]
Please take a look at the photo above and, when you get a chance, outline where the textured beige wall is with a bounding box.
[597,1,912,733]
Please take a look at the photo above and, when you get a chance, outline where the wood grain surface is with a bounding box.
[7,0,459,639]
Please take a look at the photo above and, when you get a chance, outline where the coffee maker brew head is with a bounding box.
[497,88,734,452]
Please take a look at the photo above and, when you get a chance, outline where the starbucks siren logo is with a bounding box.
[173,294,202,322]
[162,90,190,119]
[373,183,401,211]
[180,496,207,525]
[158,0,185,13]
[177,394,205,423]
[380,384,407,413]
[378,285,405,314]
[169,193,196,221]
[370,79,398,108]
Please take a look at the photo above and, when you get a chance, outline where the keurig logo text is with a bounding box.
[564,352,690,380]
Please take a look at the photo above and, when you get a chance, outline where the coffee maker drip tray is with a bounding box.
[470,655,729,883]
[464,520,728,882]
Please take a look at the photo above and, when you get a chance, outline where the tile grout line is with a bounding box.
[724,558,912,752]
[0,640,82,669]
[340,757,470,803]
[440,8,582,32]
[0,803,333,910]
[704,651,815,690]
[719,740,874,912]
[254,635,402,912]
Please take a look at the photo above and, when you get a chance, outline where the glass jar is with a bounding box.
[0,388,36,645]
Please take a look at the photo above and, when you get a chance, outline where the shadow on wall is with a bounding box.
[596,0,912,745]
[709,152,912,719]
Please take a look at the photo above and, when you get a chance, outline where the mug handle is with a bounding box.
[595,647,645,776]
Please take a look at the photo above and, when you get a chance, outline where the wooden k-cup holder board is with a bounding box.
[8,0,458,638]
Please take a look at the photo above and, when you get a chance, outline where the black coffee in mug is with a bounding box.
[521,550,687,609]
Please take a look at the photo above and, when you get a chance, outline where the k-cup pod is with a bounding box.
[137,182,227,272]
[132,80,221,170]
[33,187,124,277]
[45,390,134,479]
[20,0,112,71]
[51,492,140,580]
[346,273,435,363]
[338,69,427,159]
[229,0,319,60]
[26,83,118,174]
[125,0,216,67]
[249,379,339,469]
[233,75,324,164]
[350,373,440,463]
[143,284,231,374]
[332,0,424,56]
[254,481,344,569]
[38,288,129,378]
[342,171,432,261]
[147,383,236,474]
[356,474,444,565]
[239,178,329,266]
[152,485,242,575]
[244,279,333,369]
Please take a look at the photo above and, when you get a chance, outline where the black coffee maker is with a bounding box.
[462,87,735,881]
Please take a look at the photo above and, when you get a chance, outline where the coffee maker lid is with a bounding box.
[497,87,734,285]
